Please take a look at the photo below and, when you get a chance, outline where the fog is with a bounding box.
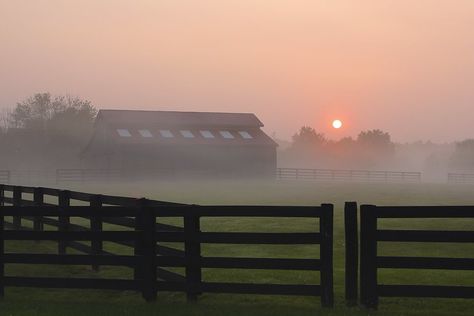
[1,1,474,185]
[0,101,470,185]
[1,1,474,143]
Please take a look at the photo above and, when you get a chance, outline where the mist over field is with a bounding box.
[1,1,474,183]
[0,98,468,184]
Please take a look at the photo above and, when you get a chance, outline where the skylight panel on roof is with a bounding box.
[200,130,215,139]
[220,131,234,139]
[138,129,153,138]
[180,130,194,138]
[238,131,253,139]
[116,129,131,137]
[160,130,174,138]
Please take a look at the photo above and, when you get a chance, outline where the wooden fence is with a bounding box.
[357,204,474,308]
[0,184,334,306]
[56,169,122,184]
[276,168,421,183]
[447,173,474,184]
[0,171,10,184]
[2,182,474,308]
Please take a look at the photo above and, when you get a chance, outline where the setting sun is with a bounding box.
[332,119,343,129]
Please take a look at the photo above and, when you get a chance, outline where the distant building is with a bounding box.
[81,110,277,178]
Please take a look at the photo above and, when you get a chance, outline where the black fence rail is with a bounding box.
[0,171,10,184]
[0,184,334,306]
[359,205,474,308]
[276,168,421,183]
[447,173,474,184]
[0,206,140,294]
[0,184,186,281]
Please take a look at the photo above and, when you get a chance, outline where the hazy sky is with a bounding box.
[1,1,473,142]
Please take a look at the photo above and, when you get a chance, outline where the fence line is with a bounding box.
[276,168,421,183]
[56,169,122,184]
[0,171,10,184]
[3,182,474,308]
[2,168,425,184]
[447,173,474,184]
[359,205,474,308]
[0,184,334,306]
[0,183,186,280]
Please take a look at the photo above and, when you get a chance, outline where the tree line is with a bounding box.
[0,93,97,169]
[1,92,474,172]
[279,126,395,169]
[280,127,474,171]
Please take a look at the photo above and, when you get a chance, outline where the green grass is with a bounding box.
[2,180,474,315]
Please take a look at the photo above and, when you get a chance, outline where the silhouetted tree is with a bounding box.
[357,129,392,147]
[9,92,97,145]
[290,126,327,150]
[450,139,474,169]
[356,129,395,166]
[0,108,12,132]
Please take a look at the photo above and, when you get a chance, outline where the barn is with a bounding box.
[81,110,277,178]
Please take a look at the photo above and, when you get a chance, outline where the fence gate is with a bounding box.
[359,205,474,308]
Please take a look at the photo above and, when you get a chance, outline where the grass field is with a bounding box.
[1,180,474,315]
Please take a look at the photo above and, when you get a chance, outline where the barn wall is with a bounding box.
[100,144,276,178]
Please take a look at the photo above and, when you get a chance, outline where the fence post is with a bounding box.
[0,184,4,206]
[90,194,103,271]
[344,201,358,306]
[134,198,147,281]
[13,187,22,229]
[0,207,4,298]
[320,203,334,307]
[33,187,44,233]
[140,203,157,301]
[58,190,70,255]
[360,205,378,309]
[184,206,201,302]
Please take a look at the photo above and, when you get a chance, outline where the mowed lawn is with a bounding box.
[1,180,474,315]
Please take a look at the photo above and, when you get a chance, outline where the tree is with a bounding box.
[291,126,327,149]
[450,139,474,169]
[356,129,395,162]
[0,107,12,132]
[9,93,97,145]
[357,129,392,147]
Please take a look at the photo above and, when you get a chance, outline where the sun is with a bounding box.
[332,119,343,129]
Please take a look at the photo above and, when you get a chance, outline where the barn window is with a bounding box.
[138,129,153,138]
[116,129,131,137]
[160,130,174,138]
[200,130,215,138]
[238,131,253,139]
[180,130,194,138]
[219,130,234,139]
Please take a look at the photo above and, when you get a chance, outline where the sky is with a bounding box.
[1,0,473,142]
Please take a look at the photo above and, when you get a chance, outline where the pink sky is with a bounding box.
[1,1,473,142]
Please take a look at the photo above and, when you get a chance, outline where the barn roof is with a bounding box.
[81,110,277,157]
[109,128,277,146]
[95,110,264,128]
